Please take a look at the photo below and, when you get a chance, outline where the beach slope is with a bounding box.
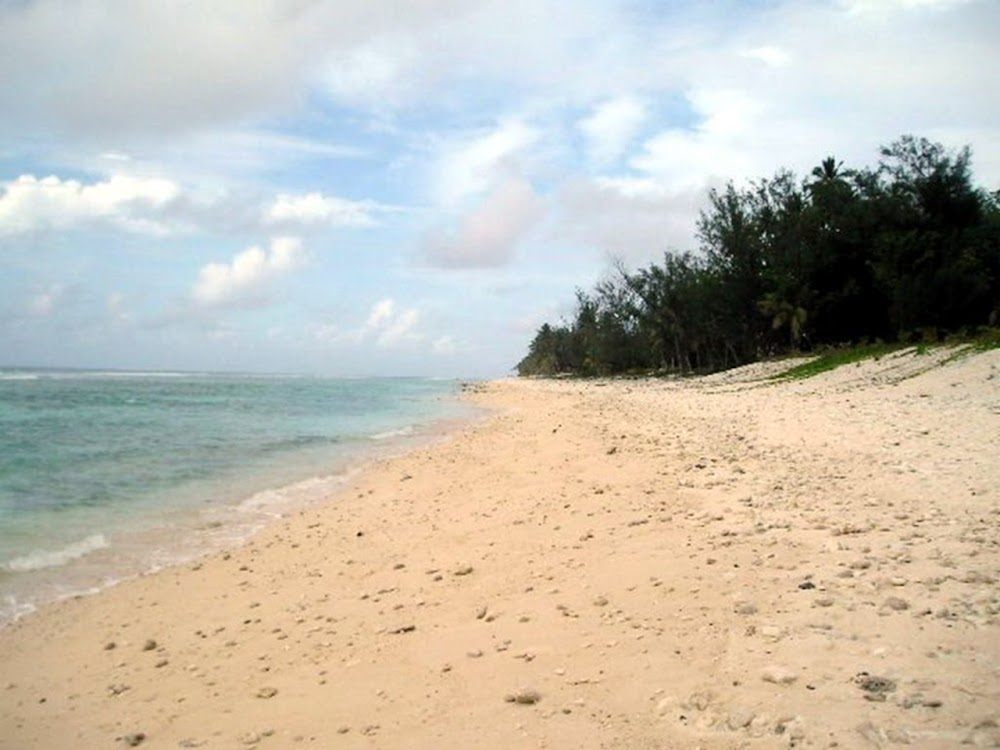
[2,348,998,749]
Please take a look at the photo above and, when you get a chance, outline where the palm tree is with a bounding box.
[811,156,844,183]
[758,293,808,349]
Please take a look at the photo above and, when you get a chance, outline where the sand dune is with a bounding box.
[2,348,998,749]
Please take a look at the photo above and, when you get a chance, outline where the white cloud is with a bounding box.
[322,32,423,108]
[593,176,669,200]
[365,298,397,333]
[191,237,304,308]
[423,118,547,268]
[377,308,421,349]
[265,192,380,227]
[0,3,359,137]
[363,299,421,349]
[628,89,765,190]
[578,95,647,166]
[312,298,425,350]
[433,119,539,206]
[0,174,180,235]
[0,0,488,139]
[316,1,638,112]
[741,46,791,68]
[554,177,703,264]
[424,174,545,268]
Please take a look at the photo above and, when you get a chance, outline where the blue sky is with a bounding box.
[1,0,998,377]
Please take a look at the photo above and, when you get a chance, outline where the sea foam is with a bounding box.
[370,425,415,440]
[3,534,109,572]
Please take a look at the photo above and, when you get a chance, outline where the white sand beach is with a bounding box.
[2,347,998,749]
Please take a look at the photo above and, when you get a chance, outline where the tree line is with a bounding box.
[517,136,1000,377]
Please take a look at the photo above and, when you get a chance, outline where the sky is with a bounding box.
[1,0,998,378]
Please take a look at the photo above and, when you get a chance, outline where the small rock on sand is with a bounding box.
[855,673,896,701]
[505,688,542,705]
[122,732,146,747]
[761,666,799,685]
[727,708,756,730]
[255,687,278,699]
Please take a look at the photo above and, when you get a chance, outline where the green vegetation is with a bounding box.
[518,136,1000,378]
[967,327,1000,352]
[776,326,1000,380]
[774,342,909,380]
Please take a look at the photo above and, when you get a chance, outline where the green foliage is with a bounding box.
[773,342,908,380]
[771,328,1000,381]
[967,328,1000,352]
[518,135,1000,378]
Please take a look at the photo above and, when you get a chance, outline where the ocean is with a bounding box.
[0,369,478,626]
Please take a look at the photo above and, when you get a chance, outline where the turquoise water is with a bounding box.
[0,370,476,624]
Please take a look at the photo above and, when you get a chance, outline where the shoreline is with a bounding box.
[0,387,487,629]
[1,350,998,749]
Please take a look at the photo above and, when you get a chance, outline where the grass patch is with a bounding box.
[773,328,1000,380]
[773,342,909,380]
[965,327,1000,352]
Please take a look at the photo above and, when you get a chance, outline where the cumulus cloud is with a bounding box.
[363,298,421,348]
[264,192,382,227]
[421,116,548,268]
[432,119,539,206]
[312,298,424,350]
[578,95,647,166]
[424,174,544,268]
[365,298,397,333]
[376,308,421,349]
[626,89,766,190]
[0,174,180,235]
[191,237,304,308]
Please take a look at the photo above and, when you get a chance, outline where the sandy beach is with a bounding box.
[1,348,998,749]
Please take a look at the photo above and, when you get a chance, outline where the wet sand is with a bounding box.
[1,347,998,749]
